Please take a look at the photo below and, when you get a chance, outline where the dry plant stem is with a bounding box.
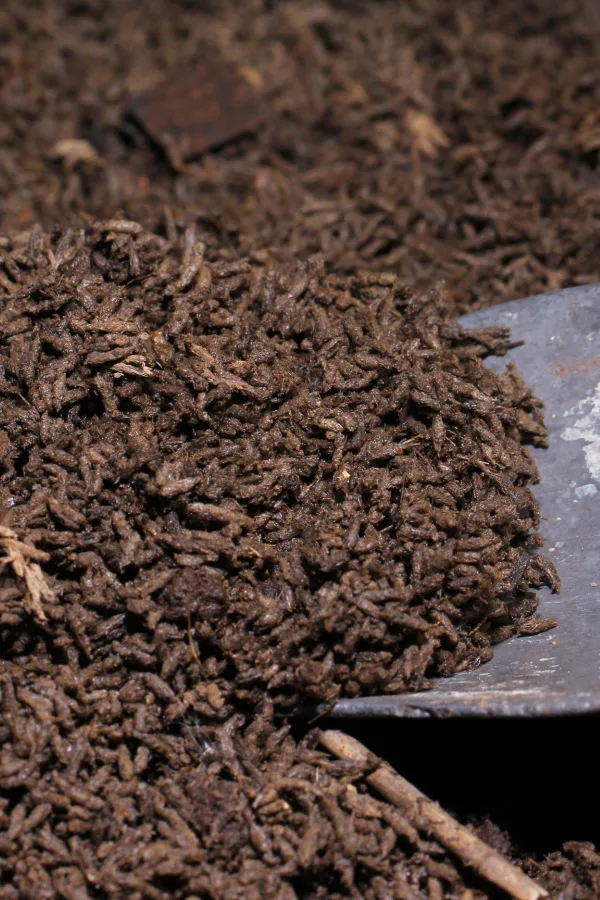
[319,730,548,900]
[0,525,54,623]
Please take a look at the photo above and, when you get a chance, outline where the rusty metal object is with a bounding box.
[129,57,265,164]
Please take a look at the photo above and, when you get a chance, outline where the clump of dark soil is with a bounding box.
[1,686,570,900]
[2,1,600,312]
[528,844,600,899]
[0,0,599,896]
[0,218,560,898]
[0,221,557,716]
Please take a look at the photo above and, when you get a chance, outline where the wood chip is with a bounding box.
[406,109,450,158]
[129,57,266,165]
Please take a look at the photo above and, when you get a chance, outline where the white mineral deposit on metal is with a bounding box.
[561,382,600,482]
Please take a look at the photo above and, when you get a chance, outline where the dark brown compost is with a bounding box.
[0,222,557,712]
[0,0,599,897]
[1,0,600,313]
[0,219,560,899]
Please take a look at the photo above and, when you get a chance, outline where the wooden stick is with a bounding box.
[319,730,547,900]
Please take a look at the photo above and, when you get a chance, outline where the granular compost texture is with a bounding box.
[0,222,557,713]
[0,220,560,898]
[0,0,599,896]
[0,0,600,312]
[6,692,596,900]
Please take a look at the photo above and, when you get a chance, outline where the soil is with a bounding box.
[0,220,559,707]
[0,1,599,898]
[0,219,573,900]
[1,0,600,313]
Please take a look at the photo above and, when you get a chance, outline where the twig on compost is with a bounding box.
[319,730,548,900]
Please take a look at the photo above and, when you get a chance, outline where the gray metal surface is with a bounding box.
[328,284,600,718]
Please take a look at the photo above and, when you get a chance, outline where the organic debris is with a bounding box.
[0,526,54,623]
[1,1,600,311]
[0,221,558,718]
[0,0,599,896]
[129,57,266,166]
[0,220,563,897]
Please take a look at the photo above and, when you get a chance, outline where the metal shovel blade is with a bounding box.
[326,284,600,718]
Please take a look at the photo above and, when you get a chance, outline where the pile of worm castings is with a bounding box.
[0,222,558,708]
[2,0,600,895]
[0,220,565,898]
[2,0,600,313]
